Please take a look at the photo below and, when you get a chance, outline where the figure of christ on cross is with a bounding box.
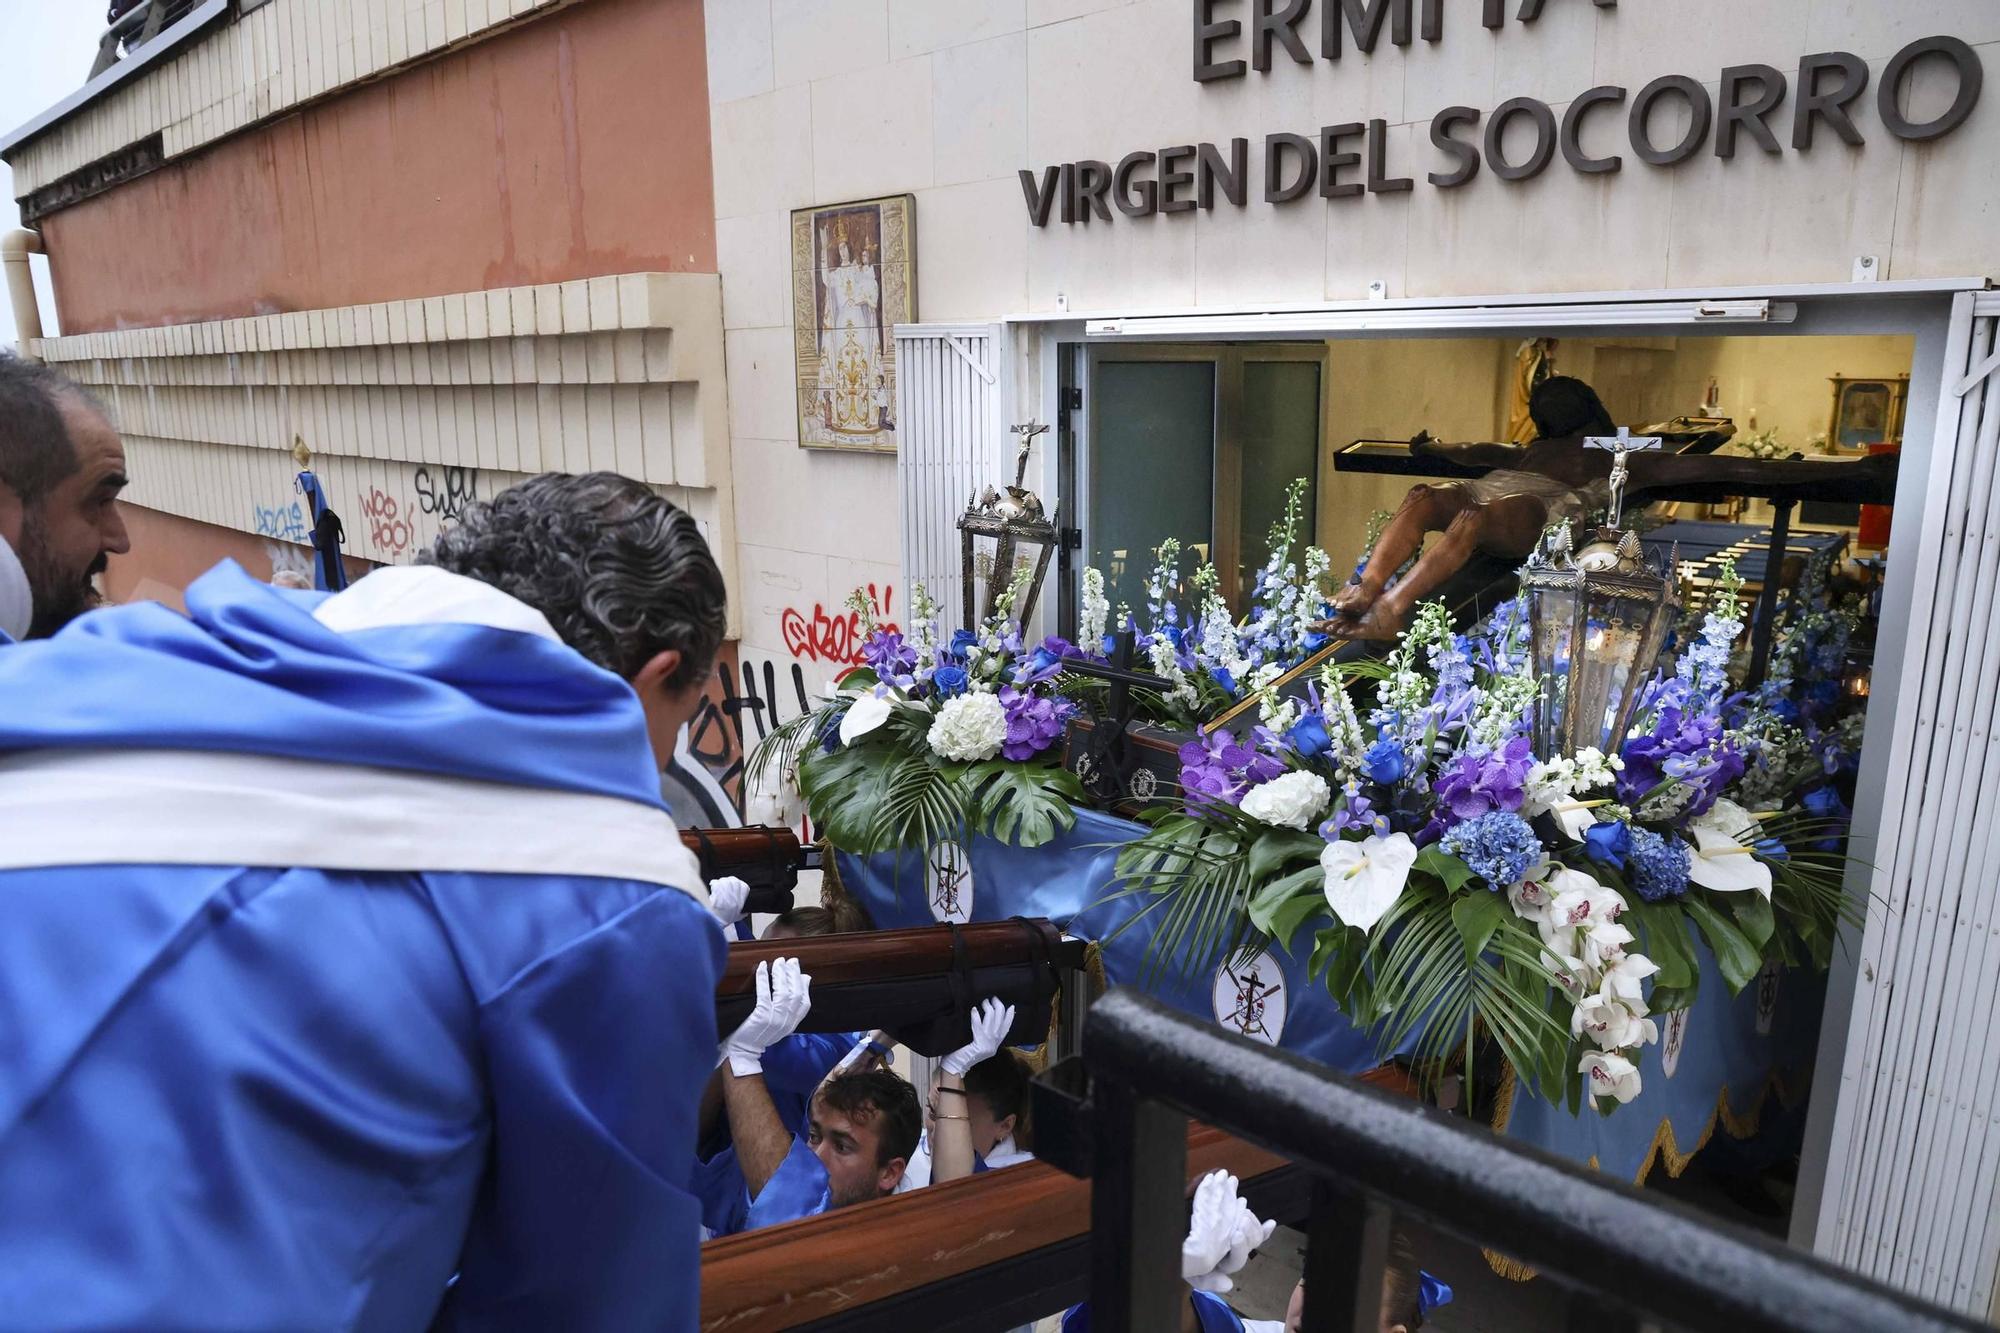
[1324,377,1900,640]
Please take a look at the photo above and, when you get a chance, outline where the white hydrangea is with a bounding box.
[1239,770,1330,831]
[927,691,1009,762]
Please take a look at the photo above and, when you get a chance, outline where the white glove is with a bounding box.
[721,958,812,1077]
[1205,1200,1279,1291]
[1182,1171,1242,1285]
[708,876,750,930]
[941,997,1015,1078]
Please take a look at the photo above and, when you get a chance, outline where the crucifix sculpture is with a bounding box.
[1582,428,1663,531]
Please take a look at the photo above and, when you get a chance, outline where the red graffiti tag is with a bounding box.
[360,487,413,557]
[780,585,897,666]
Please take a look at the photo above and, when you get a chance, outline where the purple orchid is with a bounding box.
[861,628,918,681]
[1433,735,1533,823]
[998,687,1071,762]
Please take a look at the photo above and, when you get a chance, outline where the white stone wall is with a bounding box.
[708,0,1999,680]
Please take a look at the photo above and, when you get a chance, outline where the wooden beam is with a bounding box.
[699,1124,1290,1333]
[720,919,1083,994]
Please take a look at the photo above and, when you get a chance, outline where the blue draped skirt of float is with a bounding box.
[839,808,1817,1183]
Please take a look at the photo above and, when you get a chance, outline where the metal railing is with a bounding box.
[1067,988,1987,1333]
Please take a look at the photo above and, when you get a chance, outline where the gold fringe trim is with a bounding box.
[1482,1063,1805,1283]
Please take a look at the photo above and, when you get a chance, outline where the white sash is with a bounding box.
[0,747,706,902]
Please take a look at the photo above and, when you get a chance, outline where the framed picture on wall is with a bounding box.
[1827,375,1909,454]
[791,195,915,454]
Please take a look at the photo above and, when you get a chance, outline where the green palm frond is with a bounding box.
[870,753,973,854]
[748,703,837,793]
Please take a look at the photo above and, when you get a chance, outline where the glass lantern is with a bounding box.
[958,423,1058,631]
[1521,525,1581,760]
[1522,526,1680,758]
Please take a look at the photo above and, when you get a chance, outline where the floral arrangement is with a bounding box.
[750,574,1088,857]
[1112,557,1860,1112]
[1099,479,1340,729]
[1733,428,1790,461]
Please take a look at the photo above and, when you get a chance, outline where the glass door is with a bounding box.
[1084,344,1325,624]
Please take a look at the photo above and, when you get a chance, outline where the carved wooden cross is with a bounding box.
[1583,427,1663,530]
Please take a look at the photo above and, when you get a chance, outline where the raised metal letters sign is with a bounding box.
[1020,2,1984,226]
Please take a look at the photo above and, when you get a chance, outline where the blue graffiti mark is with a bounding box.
[253,501,308,542]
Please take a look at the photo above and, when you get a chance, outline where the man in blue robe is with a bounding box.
[0,472,727,1331]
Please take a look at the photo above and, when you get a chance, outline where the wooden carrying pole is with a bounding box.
[698,1124,1295,1333]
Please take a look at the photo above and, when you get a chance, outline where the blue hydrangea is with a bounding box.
[1627,826,1693,901]
[1439,811,1543,891]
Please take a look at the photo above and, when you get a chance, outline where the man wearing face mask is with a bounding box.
[0,472,728,1331]
[0,354,132,640]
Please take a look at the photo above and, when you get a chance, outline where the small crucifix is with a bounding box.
[1583,427,1663,530]
[1009,420,1050,489]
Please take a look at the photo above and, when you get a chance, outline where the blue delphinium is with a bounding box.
[1627,826,1693,902]
[1440,811,1543,890]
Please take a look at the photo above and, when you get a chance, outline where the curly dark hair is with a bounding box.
[817,1068,922,1169]
[423,472,726,689]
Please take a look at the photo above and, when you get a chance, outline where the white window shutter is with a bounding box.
[891,323,1008,635]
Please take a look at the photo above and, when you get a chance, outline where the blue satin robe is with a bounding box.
[0,563,724,1330]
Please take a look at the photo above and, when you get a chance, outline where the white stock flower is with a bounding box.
[1687,797,1774,899]
[1579,1050,1644,1104]
[1081,567,1110,647]
[1240,771,1331,830]
[1523,758,1575,816]
[1571,991,1660,1051]
[839,691,894,745]
[927,691,1009,762]
[1321,832,1419,933]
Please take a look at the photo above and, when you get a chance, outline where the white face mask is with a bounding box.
[0,535,32,641]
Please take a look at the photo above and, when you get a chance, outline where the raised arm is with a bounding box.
[931,998,1015,1185]
[719,958,813,1198]
[1411,434,1525,469]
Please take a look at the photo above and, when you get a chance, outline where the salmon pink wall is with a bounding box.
[42,0,716,333]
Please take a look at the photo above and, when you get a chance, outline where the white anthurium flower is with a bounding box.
[1321,832,1419,934]
[1579,1050,1644,1105]
[1687,798,1774,899]
[1240,771,1331,831]
[1552,804,1603,843]
[838,691,894,745]
[1600,950,1660,1004]
[1572,991,1659,1051]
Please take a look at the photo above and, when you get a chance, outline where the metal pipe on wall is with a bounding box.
[2,230,47,358]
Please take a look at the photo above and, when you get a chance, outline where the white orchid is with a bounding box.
[1571,991,1660,1052]
[1687,798,1774,899]
[838,690,894,745]
[1579,1050,1644,1105]
[1507,875,1555,925]
[1576,918,1636,973]
[1600,950,1660,1004]
[1241,771,1331,831]
[1321,832,1419,933]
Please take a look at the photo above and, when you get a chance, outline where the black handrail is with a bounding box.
[1074,988,1985,1333]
